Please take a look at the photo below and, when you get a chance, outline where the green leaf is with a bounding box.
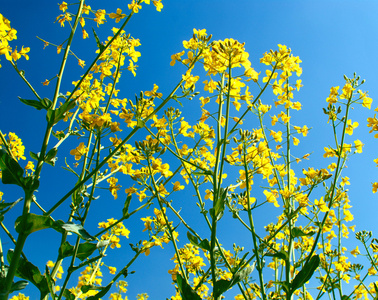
[55,100,76,123]
[63,289,75,300]
[265,249,289,261]
[122,194,132,217]
[22,175,40,191]
[30,151,40,161]
[45,147,58,166]
[92,27,105,52]
[58,241,99,261]
[10,280,28,293]
[191,170,213,176]
[7,249,49,298]
[211,187,228,221]
[80,285,105,293]
[60,222,95,241]
[290,255,320,294]
[45,266,57,300]
[230,265,254,286]
[52,130,65,140]
[18,97,46,110]
[214,279,232,298]
[46,108,55,124]
[214,264,254,297]
[274,281,290,294]
[14,214,94,241]
[47,100,76,125]
[41,98,53,109]
[374,282,378,296]
[15,213,55,236]
[0,199,21,221]
[187,232,211,252]
[0,149,24,187]
[291,227,315,238]
[0,202,14,210]
[176,274,202,300]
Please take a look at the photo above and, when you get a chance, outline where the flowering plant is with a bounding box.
[1,1,378,300]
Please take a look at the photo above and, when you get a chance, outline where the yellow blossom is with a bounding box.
[70,142,89,160]
[109,8,126,23]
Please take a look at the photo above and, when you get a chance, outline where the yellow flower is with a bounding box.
[154,208,167,226]
[353,139,364,153]
[314,197,329,212]
[323,146,336,158]
[244,67,259,82]
[270,130,282,143]
[203,79,217,93]
[10,293,29,300]
[47,260,54,268]
[340,83,354,100]
[144,84,163,98]
[172,181,184,192]
[358,90,373,109]
[170,50,185,66]
[141,216,153,232]
[205,189,213,200]
[107,177,121,200]
[153,0,163,12]
[59,2,68,12]
[340,176,350,187]
[70,142,89,160]
[78,59,85,68]
[128,1,142,13]
[82,29,88,39]
[368,266,377,275]
[109,8,126,23]
[94,9,106,26]
[263,189,279,207]
[372,182,378,193]
[345,119,358,135]
[127,59,137,76]
[7,132,26,160]
[351,246,360,257]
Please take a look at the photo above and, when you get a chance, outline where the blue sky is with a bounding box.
[1,1,378,299]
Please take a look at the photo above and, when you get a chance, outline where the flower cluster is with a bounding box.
[0,13,29,67]
[98,218,130,249]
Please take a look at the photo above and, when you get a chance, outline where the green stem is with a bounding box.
[285,89,295,300]
[243,143,267,300]
[10,61,42,101]
[35,0,84,178]
[146,157,188,282]
[1,190,32,300]
[304,81,355,266]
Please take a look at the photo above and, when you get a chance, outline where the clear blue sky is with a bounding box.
[1,1,378,299]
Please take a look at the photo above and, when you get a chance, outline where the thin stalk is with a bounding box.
[0,237,4,274]
[10,61,42,101]
[146,157,188,282]
[284,89,295,300]
[1,190,32,300]
[304,85,355,266]
[209,72,226,296]
[243,143,267,300]
[35,0,85,178]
